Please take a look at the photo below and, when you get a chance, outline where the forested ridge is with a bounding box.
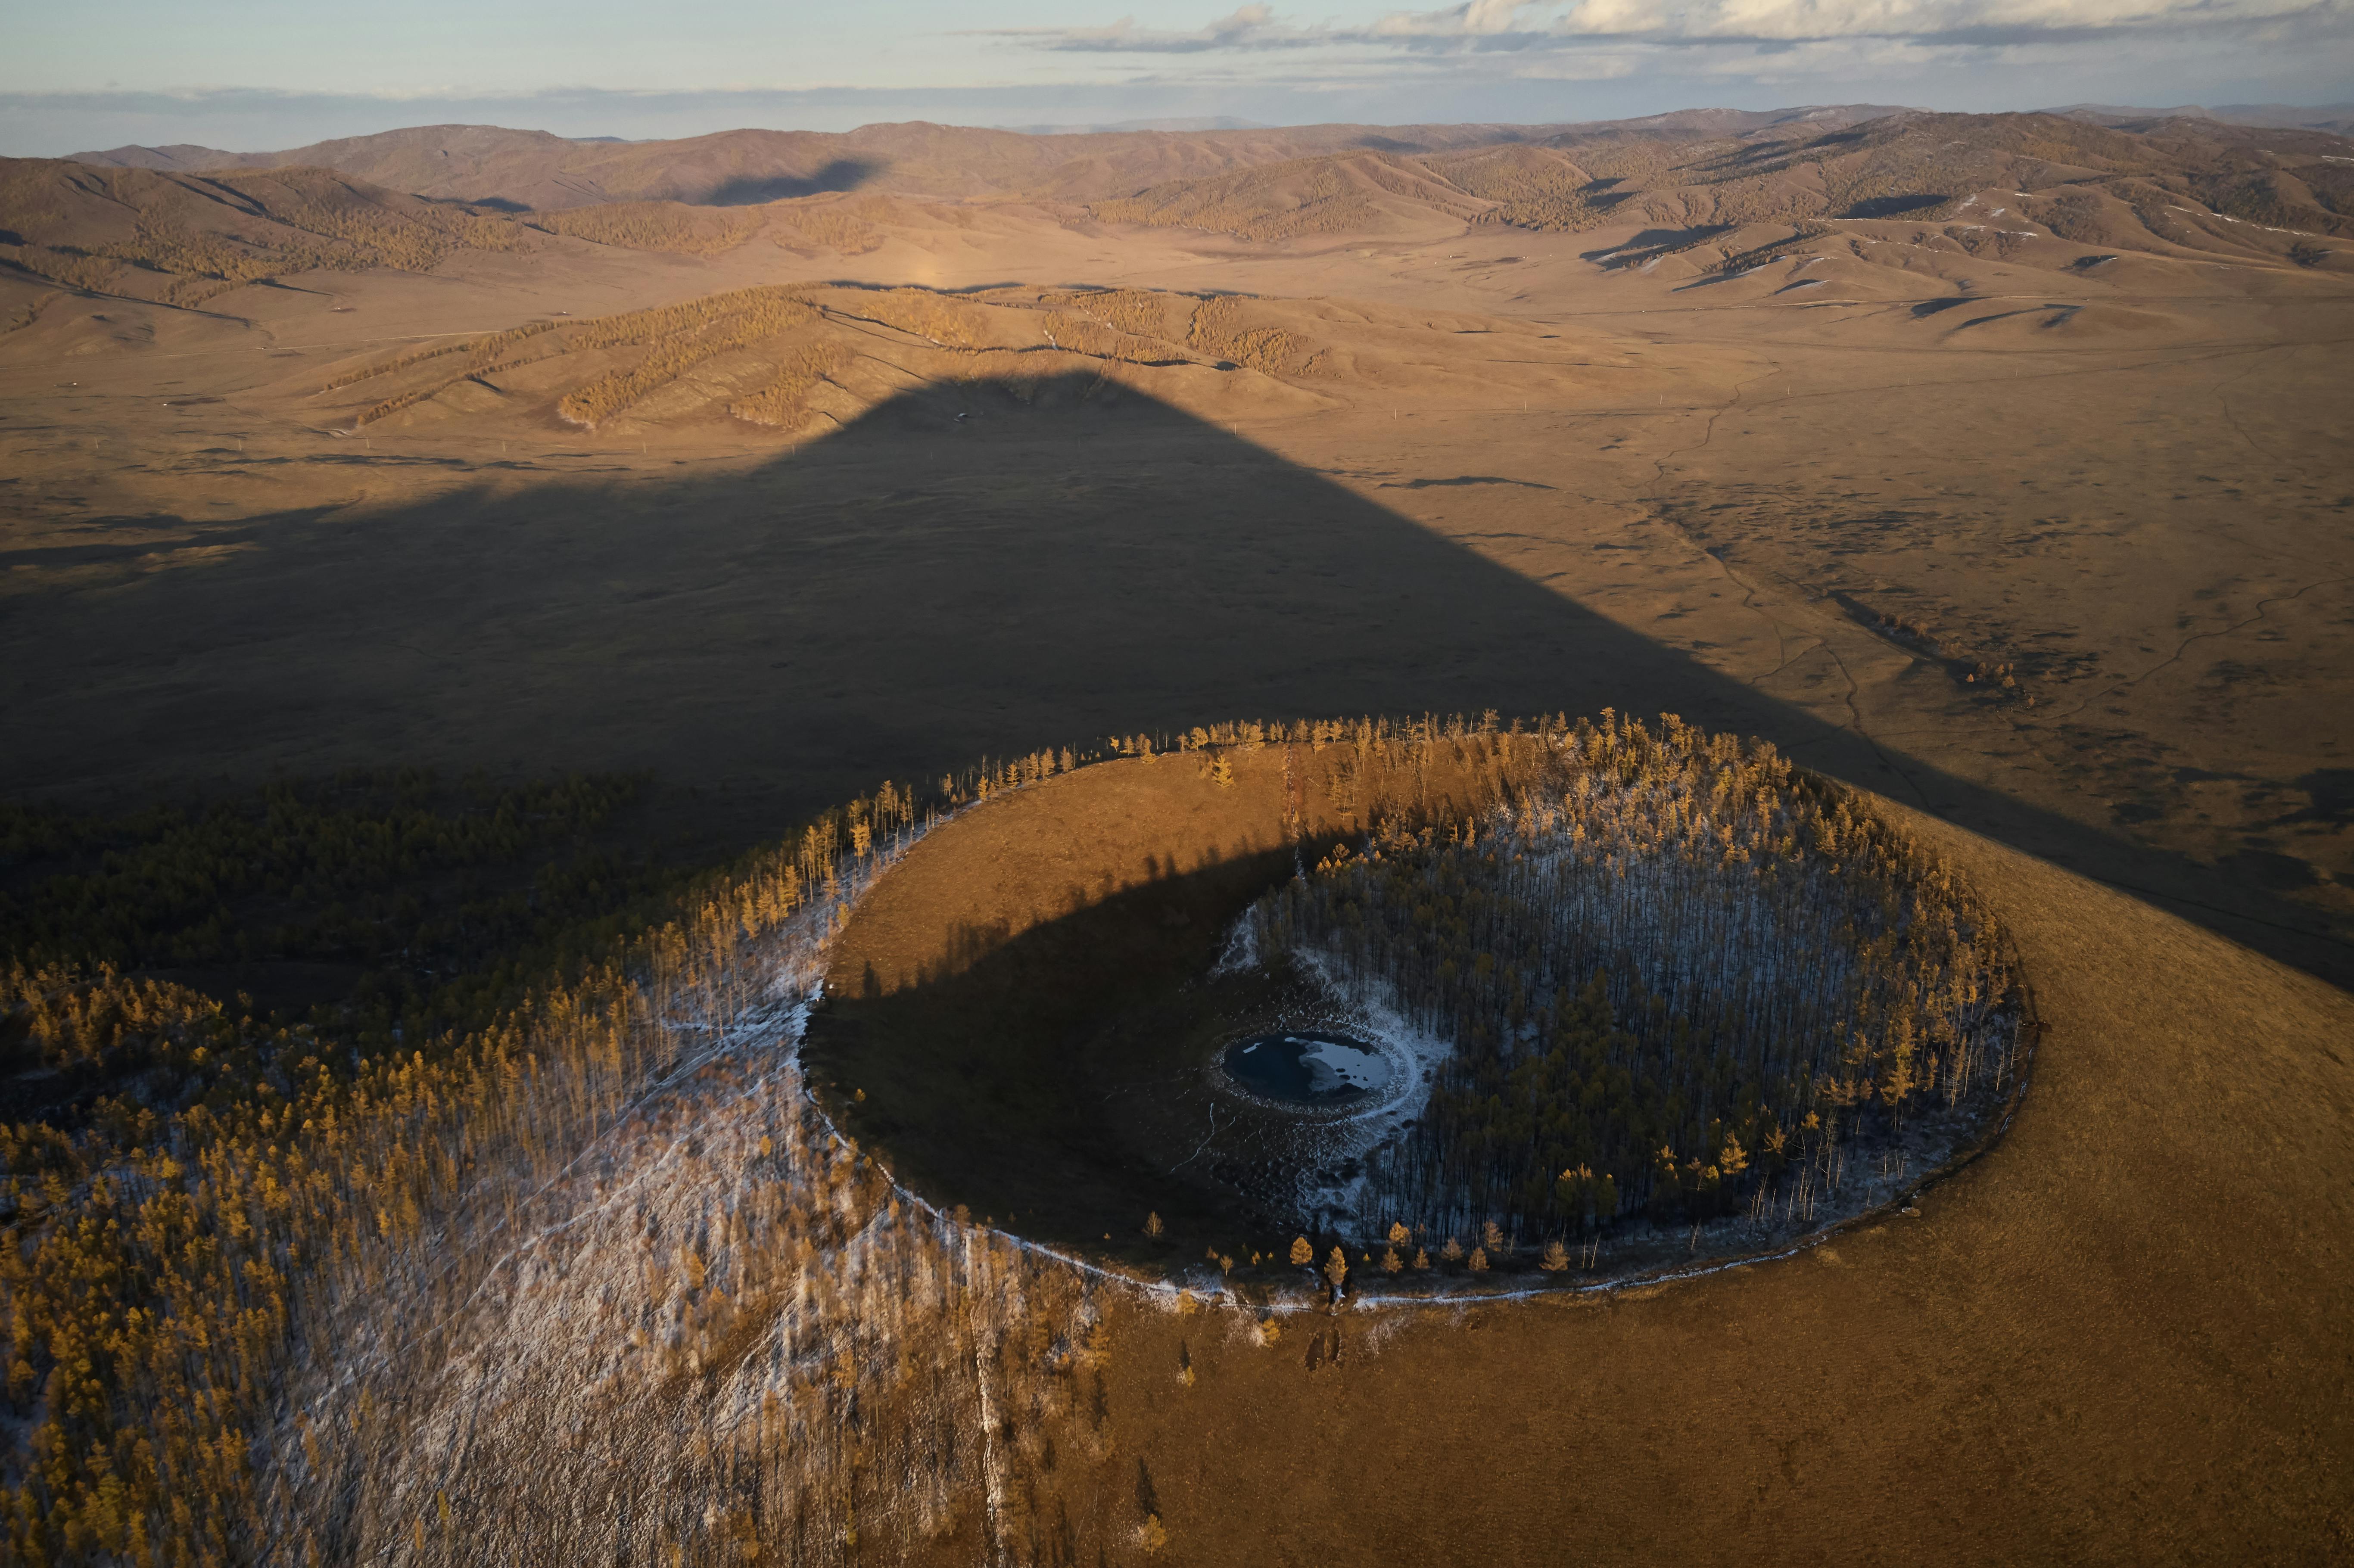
[0,772,670,1113]
[0,747,1137,1565]
[0,163,529,309]
[0,718,2024,1559]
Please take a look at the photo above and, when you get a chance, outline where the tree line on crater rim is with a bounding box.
[0,727,1225,1563]
[0,712,2012,1562]
[1231,712,2021,1261]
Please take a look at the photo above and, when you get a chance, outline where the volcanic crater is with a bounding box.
[803,716,2030,1291]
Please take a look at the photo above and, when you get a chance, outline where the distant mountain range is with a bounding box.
[992,117,1270,136]
[2054,102,2354,134]
[62,106,1914,210]
[15,103,2345,304]
[62,103,2351,215]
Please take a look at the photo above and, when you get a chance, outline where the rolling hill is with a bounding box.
[64,107,1912,210]
[12,109,2350,322]
[0,159,532,307]
[1092,111,2354,270]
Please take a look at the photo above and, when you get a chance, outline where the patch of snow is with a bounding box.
[1295,1037,1393,1094]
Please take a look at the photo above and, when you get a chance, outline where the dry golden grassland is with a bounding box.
[302,281,1326,434]
[0,162,532,308]
[2,107,2351,1565]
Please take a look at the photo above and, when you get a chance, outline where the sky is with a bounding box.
[2,0,2348,155]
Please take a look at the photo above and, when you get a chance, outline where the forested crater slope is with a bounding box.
[809,713,2029,1289]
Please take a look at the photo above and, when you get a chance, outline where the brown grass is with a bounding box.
[1093,157,1382,241]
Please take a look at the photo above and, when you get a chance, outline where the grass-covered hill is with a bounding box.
[304,280,1330,436]
[20,110,2345,310]
[0,161,891,312]
[61,110,1904,209]
[1096,111,2354,268]
[0,159,532,307]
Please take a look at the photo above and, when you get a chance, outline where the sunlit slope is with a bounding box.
[61,109,1906,209]
[0,158,905,313]
[299,282,1352,435]
[825,750,2354,1562]
[0,159,534,307]
[1095,111,2354,273]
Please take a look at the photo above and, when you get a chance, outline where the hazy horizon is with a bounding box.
[5,0,2348,157]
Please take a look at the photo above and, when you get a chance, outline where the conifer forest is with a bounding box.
[1240,713,2024,1247]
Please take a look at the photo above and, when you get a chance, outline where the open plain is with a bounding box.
[2,107,2351,1563]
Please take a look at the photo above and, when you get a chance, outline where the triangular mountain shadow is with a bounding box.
[4,370,2344,987]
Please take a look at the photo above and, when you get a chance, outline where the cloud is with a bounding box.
[999,0,2348,53]
[973,4,1311,53]
[1370,0,1564,34]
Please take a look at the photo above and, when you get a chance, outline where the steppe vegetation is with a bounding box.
[2,101,2350,1562]
[1244,713,2018,1243]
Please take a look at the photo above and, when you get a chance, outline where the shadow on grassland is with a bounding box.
[0,370,2344,987]
[702,159,877,205]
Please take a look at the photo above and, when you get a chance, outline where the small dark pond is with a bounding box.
[1222,1033,1393,1105]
